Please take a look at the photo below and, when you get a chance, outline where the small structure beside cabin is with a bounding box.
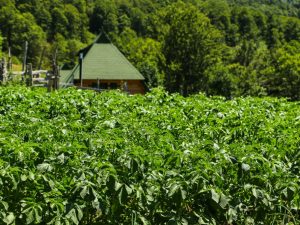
[60,34,145,94]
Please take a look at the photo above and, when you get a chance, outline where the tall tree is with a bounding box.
[200,0,231,32]
[284,17,300,42]
[89,0,118,34]
[0,2,46,67]
[234,7,259,40]
[264,41,300,100]
[162,2,224,96]
[116,28,165,88]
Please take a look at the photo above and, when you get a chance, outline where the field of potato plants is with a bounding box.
[0,85,299,225]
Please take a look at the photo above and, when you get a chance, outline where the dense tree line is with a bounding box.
[0,0,299,99]
[0,32,2,58]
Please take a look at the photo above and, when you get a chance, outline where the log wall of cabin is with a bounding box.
[74,79,146,94]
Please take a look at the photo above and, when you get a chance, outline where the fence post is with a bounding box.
[47,68,53,92]
[54,65,60,90]
[0,58,8,84]
[22,41,28,73]
[26,63,33,86]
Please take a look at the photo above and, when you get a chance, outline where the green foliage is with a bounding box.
[200,0,231,31]
[263,41,300,100]
[0,0,93,68]
[0,86,300,224]
[0,32,2,58]
[205,62,237,98]
[89,0,119,34]
[115,28,165,88]
[283,16,300,42]
[162,2,224,96]
[0,0,300,99]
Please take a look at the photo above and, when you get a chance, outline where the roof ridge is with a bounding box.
[65,43,144,80]
[93,32,111,44]
[109,44,142,76]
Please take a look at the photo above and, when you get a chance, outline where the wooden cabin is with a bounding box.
[60,34,146,94]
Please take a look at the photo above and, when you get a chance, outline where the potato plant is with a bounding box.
[0,86,299,224]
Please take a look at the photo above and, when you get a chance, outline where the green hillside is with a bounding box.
[0,0,300,98]
[0,0,300,100]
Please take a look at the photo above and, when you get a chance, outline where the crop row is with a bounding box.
[0,86,299,224]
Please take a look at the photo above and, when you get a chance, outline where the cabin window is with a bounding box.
[100,83,108,89]
[91,82,98,88]
[110,83,118,89]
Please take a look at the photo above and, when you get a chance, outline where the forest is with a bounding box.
[0,0,300,99]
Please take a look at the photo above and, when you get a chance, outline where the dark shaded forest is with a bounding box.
[0,0,300,99]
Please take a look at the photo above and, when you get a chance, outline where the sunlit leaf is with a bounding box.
[3,213,15,225]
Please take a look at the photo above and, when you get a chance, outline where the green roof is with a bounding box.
[60,70,72,83]
[70,43,144,80]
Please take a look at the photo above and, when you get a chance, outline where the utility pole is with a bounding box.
[47,48,60,92]
[8,47,12,72]
[22,41,28,72]
[38,47,46,70]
